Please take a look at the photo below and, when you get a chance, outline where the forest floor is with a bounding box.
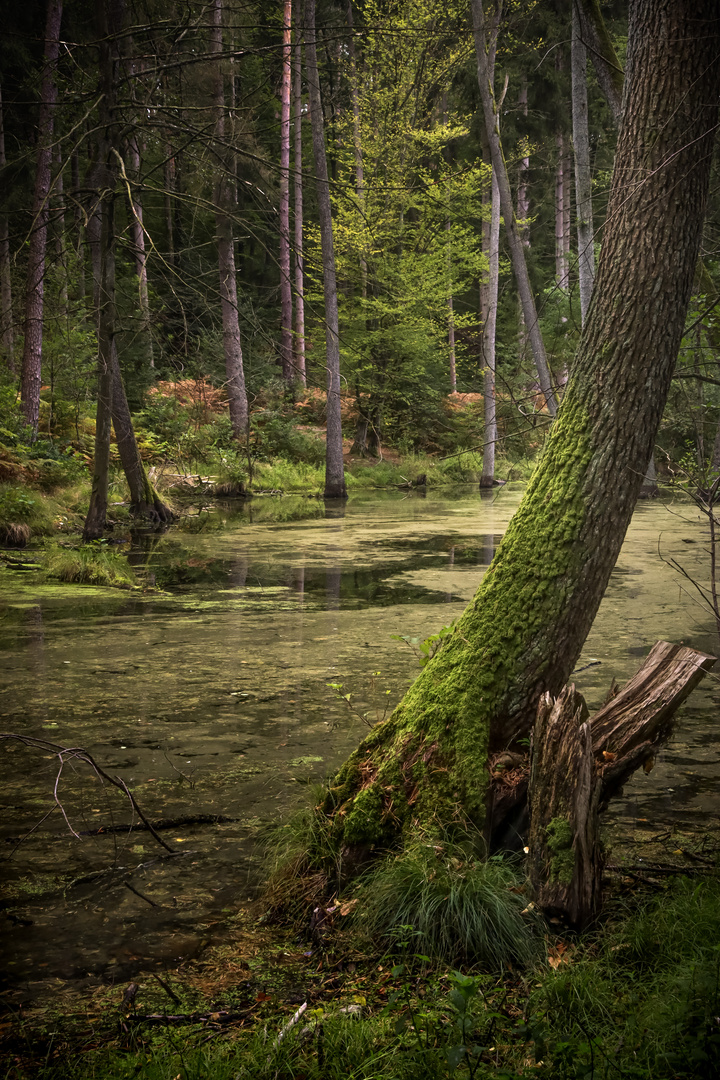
[1,828,719,1080]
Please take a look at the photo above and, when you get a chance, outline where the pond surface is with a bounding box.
[1,485,719,1002]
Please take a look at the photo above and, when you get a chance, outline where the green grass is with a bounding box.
[353,833,541,971]
[44,542,136,588]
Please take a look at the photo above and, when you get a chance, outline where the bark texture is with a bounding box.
[279,0,293,381]
[317,0,719,859]
[0,85,14,369]
[529,642,714,926]
[577,0,624,127]
[210,0,249,441]
[20,0,63,436]
[305,0,346,500]
[571,1,595,325]
[293,4,306,386]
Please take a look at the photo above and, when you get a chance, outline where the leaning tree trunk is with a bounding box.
[20,0,63,437]
[314,0,719,865]
[305,0,347,500]
[577,0,624,127]
[480,168,500,488]
[471,0,557,417]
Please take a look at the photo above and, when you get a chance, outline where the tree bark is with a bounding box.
[529,642,715,926]
[471,0,557,417]
[577,0,624,127]
[555,132,570,290]
[315,0,719,862]
[572,1,595,326]
[210,0,249,441]
[480,169,500,487]
[0,84,14,370]
[293,1,306,386]
[279,0,293,382]
[20,0,63,437]
[305,0,347,500]
[126,133,154,369]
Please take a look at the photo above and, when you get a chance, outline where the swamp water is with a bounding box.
[1,486,719,1003]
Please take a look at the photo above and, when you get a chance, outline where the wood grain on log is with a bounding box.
[527,641,715,927]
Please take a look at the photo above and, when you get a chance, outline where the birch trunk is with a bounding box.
[305,0,346,500]
[0,85,14,369]
[471,0,557,416]
[279,0,293,382]
[210,0,249,440]
[20,0,63,437]
[293,0,306,385]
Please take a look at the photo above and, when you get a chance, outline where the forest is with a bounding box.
[1,0,720,1077]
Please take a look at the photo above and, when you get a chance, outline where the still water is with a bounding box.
[1,486,718,999]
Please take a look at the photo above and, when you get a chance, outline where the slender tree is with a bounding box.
[293,1,306,386]
[572,0,594,325]
[20,0,63,437]
[305,0,346,500]
[84,0,118,542]
[471,0,557,416]
[125,132,154,368]
[0,84,14,369]
[209,0,249,440]
[279,0,293,381]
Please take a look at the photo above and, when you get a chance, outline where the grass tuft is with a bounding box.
[45,543,137,588]
[355,832,541,970]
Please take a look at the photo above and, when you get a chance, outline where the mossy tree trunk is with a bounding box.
[319,0,720,863]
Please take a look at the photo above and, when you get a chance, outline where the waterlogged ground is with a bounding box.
[0,485,719,1005]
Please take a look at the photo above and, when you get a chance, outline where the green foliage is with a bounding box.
[355,836,541,970]
[44,543,136,588]
[0,483,56,544]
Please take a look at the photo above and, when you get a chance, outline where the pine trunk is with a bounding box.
[317,0,719,861]
[0,85,14,369]
[20,0,63,437]
[293,3,306,386]
[210,0,249,441]
[279,0,293,382]
[480,169,500,488]
[572,2,595,326]
[305,0,346,500]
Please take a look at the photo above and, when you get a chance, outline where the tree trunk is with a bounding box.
[315,0,719,863]
[109,342,174,523]
[293,1,306,386]
[572,1,595,326]
[480,169,500,487]
[210,0,249,441]
[0,84,14,370]
[577,0,624,127]
[84,185,115,542]
[471,0,557,417]
[555,132,569,290]
[279,0,293,382]
[305,0,347,500]
[126,133,154,369]
[71,150,86,309]
[529,642,714,926]
[20,0,63,437]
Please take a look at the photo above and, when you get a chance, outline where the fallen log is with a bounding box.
[527,641,715,927]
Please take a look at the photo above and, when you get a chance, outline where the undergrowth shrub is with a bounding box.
[0,483,55,545]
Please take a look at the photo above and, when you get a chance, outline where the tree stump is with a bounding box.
[528,641,715,927]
